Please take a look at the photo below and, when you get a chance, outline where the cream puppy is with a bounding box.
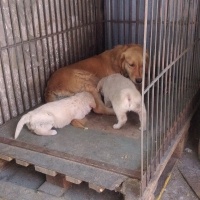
[97,74,146,130]
[15,92,96,139]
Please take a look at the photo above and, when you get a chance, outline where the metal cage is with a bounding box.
[0,0,200,198]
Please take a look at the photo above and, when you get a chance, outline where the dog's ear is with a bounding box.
[119,52,128,76]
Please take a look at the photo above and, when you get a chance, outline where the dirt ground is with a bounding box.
[0,108,199,200]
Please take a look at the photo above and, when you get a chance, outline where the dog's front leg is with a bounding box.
[71,118,88,129]
[87,86,115,115]
[138,104,147,131]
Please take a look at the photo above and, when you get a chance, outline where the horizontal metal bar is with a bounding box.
[0,22,99,51]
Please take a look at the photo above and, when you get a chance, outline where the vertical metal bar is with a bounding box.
[14,0,33,108]
[150,0,157,173]
[156,0,164,163]
[174,0,181,128]
[135,0,140,43]
[80,0,87,59]
[110,0,114,47]
[35,0,48,82]
[128,0,133,43]
[180,1,190,112]
[77,0,84,59]
[151,0,159,170]
[82,0,87,56]
[141,0,148,192]
[41,0,54,75]
[63,0,71,64]
[7,0,25,112]
[169,0,177,130]
[189,0,197,98]
[48,0,57,70]
[23,0,39,105]
[177,1,185,115]
[72,0,80,60]
[29,0,43,102]
[87,0,92,54]
[146,0,155,182]
[68,0,75,62]
[60,0,67,66]
[0,52,11,121]
[117,0,120,44]
[104,0,108,49]
[165,0,172,138]
[160,0,168,157]
[0,0,18,116]
[123,0,126,44]
[0,101,4,125]
[54,0,62,67]
[187,0,193,98]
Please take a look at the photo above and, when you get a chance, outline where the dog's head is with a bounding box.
[120,44,149,84]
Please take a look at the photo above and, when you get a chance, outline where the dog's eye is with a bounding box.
[129,63,135,67]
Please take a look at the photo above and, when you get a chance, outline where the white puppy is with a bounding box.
[97,74,146,130]
[14,92,96,139]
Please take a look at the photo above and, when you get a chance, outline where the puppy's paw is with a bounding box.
[113,124,121,129]
[50,130,57,135]
[139,126,146,131]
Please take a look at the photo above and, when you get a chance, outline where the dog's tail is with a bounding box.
[15,113,30,139]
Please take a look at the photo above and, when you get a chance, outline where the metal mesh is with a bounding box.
[104,0,200,191]
[142,0,200,190]
[0,0,104,125]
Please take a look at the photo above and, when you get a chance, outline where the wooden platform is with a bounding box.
[0,112,144,192]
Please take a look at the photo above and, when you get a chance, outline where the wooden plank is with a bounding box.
[15,159,29,167]
[46,174,72,189]
[0,154,13,161]
[0,159,9,171]
[173,126,189,158]
[35,166,57,176]
[38,181,67,197]
[89,183,105,193]
[0,143,127,191]
[120,178,141,199]
[0,180,66,200]
[65,175,82,184]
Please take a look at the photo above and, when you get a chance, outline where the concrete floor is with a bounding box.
[159,105,200,200]
[0,109,199,200]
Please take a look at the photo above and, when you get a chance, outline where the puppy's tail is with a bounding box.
[15,113,30,139]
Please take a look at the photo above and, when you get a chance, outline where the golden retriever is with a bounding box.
[45,44,148,127]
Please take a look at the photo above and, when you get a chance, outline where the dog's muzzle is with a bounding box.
[135,78,142,84]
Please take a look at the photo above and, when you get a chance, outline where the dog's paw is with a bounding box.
[139,126,146,131]
[50,130,57,135]
[113,124,121,129]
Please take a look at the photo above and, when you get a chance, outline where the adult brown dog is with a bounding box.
[45,44,149,126]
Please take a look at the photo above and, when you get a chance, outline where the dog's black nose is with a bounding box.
[136,78,142,84]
